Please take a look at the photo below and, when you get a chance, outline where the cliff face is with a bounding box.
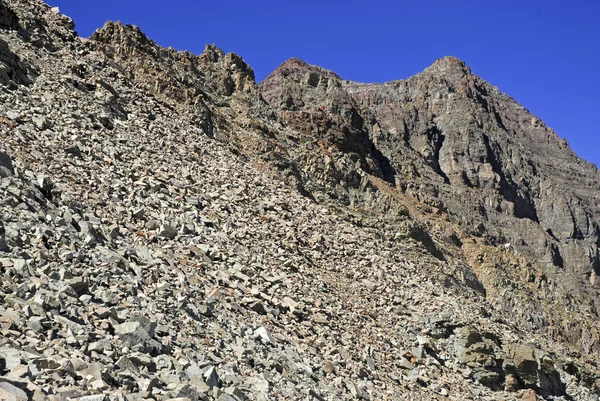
[347,56,600,332]
[344,56,600,265]
[1,0,600,400]
[260,54,600,355]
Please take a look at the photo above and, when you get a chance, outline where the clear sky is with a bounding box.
[49,0,600,167]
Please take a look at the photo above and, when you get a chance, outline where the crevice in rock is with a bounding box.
[569,208,584,240]
[426,126,450,184]
[368,141,396,185]
[592,246,600,276]
[492,109,506,130]
[482,133,538,221]
[550,242,564,268]
[546,229,558,241]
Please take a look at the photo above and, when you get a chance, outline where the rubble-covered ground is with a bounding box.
[0,1,599,400]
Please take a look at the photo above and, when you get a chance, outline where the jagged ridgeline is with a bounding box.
[0,0,599,400]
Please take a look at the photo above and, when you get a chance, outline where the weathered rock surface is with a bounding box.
[0,0,599,400]
[260,52,600,359]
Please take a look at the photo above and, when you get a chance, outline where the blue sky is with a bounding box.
[50,0,600,167]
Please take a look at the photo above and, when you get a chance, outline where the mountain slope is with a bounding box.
[0,0,599,400]
[260,54,600,356]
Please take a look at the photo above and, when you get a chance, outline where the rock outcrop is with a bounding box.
[0,0,599,400]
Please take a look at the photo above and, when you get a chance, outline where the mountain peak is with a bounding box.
[425,55,472,76]
[433,55,467,66]
[279,57,309,69]
[263,57,342,83]
[90,20,156,54]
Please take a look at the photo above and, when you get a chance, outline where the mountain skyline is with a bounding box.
[49,0,600,168]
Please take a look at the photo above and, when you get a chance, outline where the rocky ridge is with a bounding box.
[0,0,599,400]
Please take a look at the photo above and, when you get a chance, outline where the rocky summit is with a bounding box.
[0,1,599,400]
